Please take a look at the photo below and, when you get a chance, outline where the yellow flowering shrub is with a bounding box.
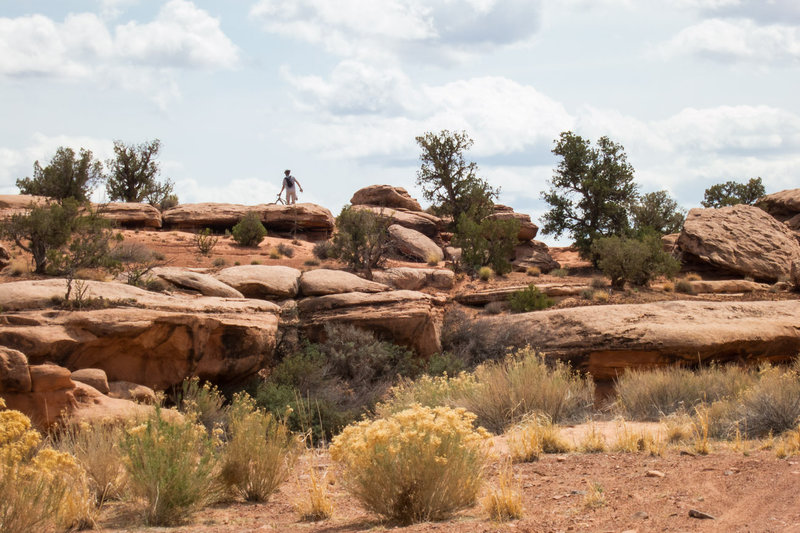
[374,372,479,418]
[330,404,490,524]
[0,398,95,533]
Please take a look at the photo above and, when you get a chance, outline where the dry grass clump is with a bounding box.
[426,252,441,266]
[121,408,219,526]
[578,423,607,453]
[462,348,595,433]
[592,290,610,303]
[612,421,663,455]
[482,462,523,521]
[478,266,493,281]
[675,279,694,294]
[330,405,489,525]
[662,280,675,292]
[374,372,479,418]
[774,425,800,459]
[690,405,712,455]
[6,257,30,277]
[736,365,800,437]
[220,393,300,502]
[526,266,541,277]
[590,276,606,289]
[178,377,228,431]
[0,399,95,533]
[663,413,694,443]
[685,272,702,281]
[53,420,127,503]
[507,415,571,462]
[615,364,755,421]
[295,453,333,522]
[583,481,606,509]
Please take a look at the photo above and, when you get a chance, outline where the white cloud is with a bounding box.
[0,1,238,106]
[250,0,542,63]
[659,18,800,64]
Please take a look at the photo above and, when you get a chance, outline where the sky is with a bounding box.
[1,0,799,246]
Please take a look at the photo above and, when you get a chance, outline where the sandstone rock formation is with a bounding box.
[513,240,560,273]
[0,279,280,390]
[455,283,589,306]
[97,202,162,228]
[475,300,800,380]
[488,205,538,241]
[372,267,454,291]
[261,203,335,238]
[297,290,445,356]
[351,205,442,237]
[0,346,30,392]
[389,224,444,263]
[109,380,158,404]
[298,269,390,296]
[350,185,422,211]
[0,194,48,218]
[756,188,800,221]
[677,205,800,281]
[152,267,244,298]
[215,265,301,299]
[71,368,110,394]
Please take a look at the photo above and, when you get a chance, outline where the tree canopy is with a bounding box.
[631,190,685,235]
[105,139,176,207]
[415,130,498,222]
[16,147,104,201]
[541,131,639,258]
[701,177,765,208]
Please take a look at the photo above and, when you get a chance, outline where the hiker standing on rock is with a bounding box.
[279,169,303,205]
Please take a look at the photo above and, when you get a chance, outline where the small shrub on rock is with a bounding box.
[232,212,267,247]
[478,266,493,281]
[312,240,335,260]
[331,206,391,276]
[194,228,218,256]
[508,284,554,313]
[330,405,489,524]
[591,233,680,289]
[675,279,695,294]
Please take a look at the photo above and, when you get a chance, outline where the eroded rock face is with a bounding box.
[261,203,335,238]
[215,265,301,299]
[488,206,538,241]
[350,185,422,211]
[455,283,589,306]
[372,267,454,291]
[98,202,162,228]
[513,240,560,273]
[297,290,445,356]
[0,244,10,270]
[389,224,444,263]
[677,205,800,281]
[71,368,110,395]
[108,381,157,404]
[475,300,800,380]
[756,189,800,220]
[152,267,244,298]
[351,205,442,237]
[0,194,49,219]
[298,269,390,296]
[0,280,280,390]
[0,346,31,392]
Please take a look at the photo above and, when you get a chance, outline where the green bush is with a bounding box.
[194,228,218,256]
[232,212,267,247]
[312,240,334,260]
[121,408,218,526]
[331,206,391,276]
[675,279,695,294]
[508,284,554,313]
[591,232,680,289]
[453,214,518,275]
[2,200,80,273]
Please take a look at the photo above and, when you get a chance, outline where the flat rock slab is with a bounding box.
[299,269,390,296]
[215,265,301,299]
[97,202,162,228]
[389,224,443,263]
[476,300,800,380]
[161,202,334,236]
[351,205,442,237]
[297,290,446,356]
[372,267,454,291]
[152,267,244,298]
[677,204,800,281]
[756,188,800,220]
[456,284,590,306]
[350,185,422,211]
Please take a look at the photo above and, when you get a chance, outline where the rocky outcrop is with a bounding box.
[372,267,454,291]
[0,194,49,218]
[0,279,280,390]
[488,205,538,241]
[0,244,10,270]
[152,267,244,298]
[792,260,800,290]
[756,189,800,221]
[677,205,800,281]
[389,224,444,263]
[109,381,157,404]
[215,265,301,299]
[0,346,31,392]
[350,185,422,211]
[297,290,445,356]
[71,368,110,394]
[455,283,589,306]
[299,269,390,296]
[351,205,442,237]
[476,300,800,380]
[513,240,560,273]
[161,202,334,238]
[97,202,162,228]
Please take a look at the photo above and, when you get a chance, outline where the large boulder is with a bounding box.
[215,265,301,299]
[2,363,78,427]
[299,269,390,296]
[488,205,538,241]
[97,202,162,228]
[0,279,280,390]
[513,240,560,273]
[261,203,335,238]
[71,368,110,395]
[388,224,444,263]
[0,346,31,392]
[152,267,244,298]
[0,244,10,270]
[475,300,800,380]
[351,205,442,237]
[372,267,454,291]
[756,189,800,221]
[677,205,800,281]
[350,185,422,211]
[297,290,445,356]
[0,194,49,219]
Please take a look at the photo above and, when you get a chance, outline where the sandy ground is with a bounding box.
[95,421,800,533]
